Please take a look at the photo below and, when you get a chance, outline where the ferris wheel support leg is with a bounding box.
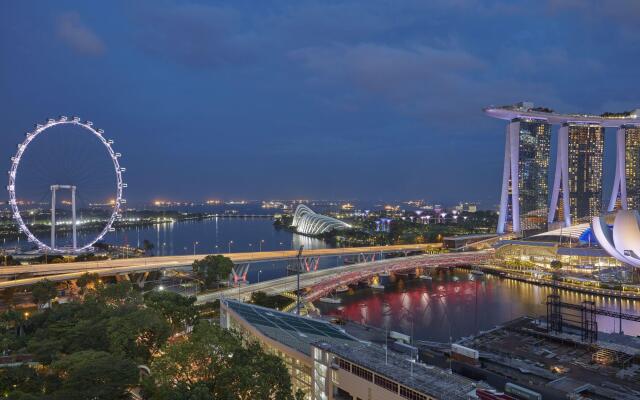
[72,186,77,251]
[50,187,56,250]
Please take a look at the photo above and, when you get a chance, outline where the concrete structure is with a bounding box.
[496,118,551,234]
[609,126,640,211]
[486,103,640,234]
[220,299,478,400]
[291,205,351,236]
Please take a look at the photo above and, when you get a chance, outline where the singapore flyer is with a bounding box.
[7,116,125,254]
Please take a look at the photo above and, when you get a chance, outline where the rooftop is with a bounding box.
[485,103,640,127]
[316,341,477,400]
[222,299,358,356]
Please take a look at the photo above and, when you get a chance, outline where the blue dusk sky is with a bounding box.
[1,1,639,206]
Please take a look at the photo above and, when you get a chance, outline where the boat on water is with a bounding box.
[419,275,432,280]
[336,285,350,293]
[471,270,485,276]
[319,297,342,304]
[370,283,385,290]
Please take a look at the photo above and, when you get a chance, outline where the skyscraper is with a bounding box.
[497,118,551,234]
[550,123,604,225]
[625,127,640,210]
[609,125,640,211]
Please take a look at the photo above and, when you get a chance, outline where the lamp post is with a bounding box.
[260,239,264,252]
[258,269,262,283]
[228,240,233,253]
[193,241,198,255]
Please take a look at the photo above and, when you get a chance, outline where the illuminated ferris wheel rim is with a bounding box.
[7,116,126,253]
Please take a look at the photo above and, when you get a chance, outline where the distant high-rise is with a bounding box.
[497,118,551,234]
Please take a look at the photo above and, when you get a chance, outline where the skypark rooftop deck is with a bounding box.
[485,103,640,127]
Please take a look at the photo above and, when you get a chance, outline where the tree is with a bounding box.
[1,287,17,308]
[144,323,296,400]
[142,239,155,256]
[144,291,198,333]
[49,350,138,400]
[192,255,233,288]
[76,273,100,294]
[93,281,141,306]
[108,308,171,363]
[31,280,57,308]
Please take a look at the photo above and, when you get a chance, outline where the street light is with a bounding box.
[260,239,265,252]
[258,269,262,283]
[193,241,199,255]
[228,240,233,253]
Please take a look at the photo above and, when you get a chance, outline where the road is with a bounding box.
[0,244,440,290]
[196,251,490,304]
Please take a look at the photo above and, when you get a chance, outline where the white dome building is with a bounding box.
[592,210,640,268]
[291,205,351,236]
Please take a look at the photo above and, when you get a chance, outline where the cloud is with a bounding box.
[133,4,259,69]
[55,11,106,56]
[290,42,572,130]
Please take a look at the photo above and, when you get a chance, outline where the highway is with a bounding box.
[196,251,490,304]
[0,244,440,290]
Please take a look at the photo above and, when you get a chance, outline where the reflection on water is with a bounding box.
[317,269,640,342]
[108,218,330,255]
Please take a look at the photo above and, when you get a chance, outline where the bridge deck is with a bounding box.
[0,244,440,289]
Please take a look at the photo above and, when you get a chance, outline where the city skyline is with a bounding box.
[3,1,640,204]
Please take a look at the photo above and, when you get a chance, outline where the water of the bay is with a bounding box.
[315,269,640,342]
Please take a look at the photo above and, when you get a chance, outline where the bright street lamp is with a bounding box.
[193,241,199,255]
[260,239,265,252]
[258,269,262,283]
[228,240,233,253]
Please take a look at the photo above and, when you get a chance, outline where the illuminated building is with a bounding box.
[551,123,605,224]
[496,118,551,234]
[486,103,640,232]
[291,205,351,236]
[220,299,478,400]
[608,125,640,211]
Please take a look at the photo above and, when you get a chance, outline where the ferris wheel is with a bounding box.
[7,116,126,254]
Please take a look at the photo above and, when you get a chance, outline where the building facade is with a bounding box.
[497,118,551,234]
[566,124,605,222]
[488,103,640,233]
[609,125,640,211]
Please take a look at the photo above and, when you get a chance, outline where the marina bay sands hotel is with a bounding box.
[485,102,640,235]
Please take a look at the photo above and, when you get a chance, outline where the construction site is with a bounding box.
[452,292,640,400]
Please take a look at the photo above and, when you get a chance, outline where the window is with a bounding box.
[336,357,351,372]
[399,386,431,400]
[351,365,373,382]
[374,374,398,393]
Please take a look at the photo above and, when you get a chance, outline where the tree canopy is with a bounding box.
[143,323,296,400]
[192,255,233,288]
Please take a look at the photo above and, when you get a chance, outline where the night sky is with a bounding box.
[2,1,639,206]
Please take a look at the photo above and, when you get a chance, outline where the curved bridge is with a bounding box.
[304,252,492,302]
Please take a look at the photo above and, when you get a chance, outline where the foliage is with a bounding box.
[108,308,171,363]
[30,280,58,307]
[76,273,101,294]
[48,350,139,399]
[144,291,198,333]
[550,260,563,270]
[192,255,233,288]
[142,239,155,255]
[1,287,17,308]
[143,323,296,400]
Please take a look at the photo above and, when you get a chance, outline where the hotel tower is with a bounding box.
[486,102,640,235]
